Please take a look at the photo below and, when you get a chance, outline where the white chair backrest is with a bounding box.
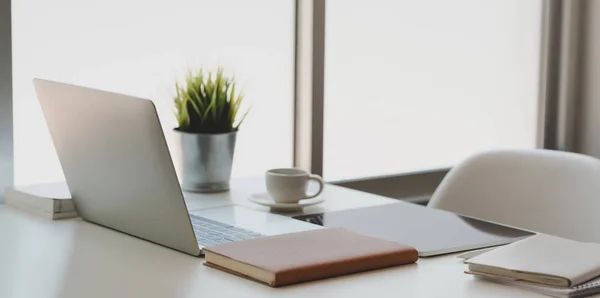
[428,149,600,242]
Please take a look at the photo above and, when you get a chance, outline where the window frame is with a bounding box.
[0,0,12,201]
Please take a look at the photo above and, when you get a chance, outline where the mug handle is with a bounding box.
[305,174,325,199]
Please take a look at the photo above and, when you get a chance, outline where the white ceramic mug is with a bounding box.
[265,168,325,203]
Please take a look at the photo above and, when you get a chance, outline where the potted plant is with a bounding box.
[174,68,248,193]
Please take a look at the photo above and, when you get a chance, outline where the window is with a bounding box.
[12,0,295,185]
[323,0,542,180]
[12,0,547,193]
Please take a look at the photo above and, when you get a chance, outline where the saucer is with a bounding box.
[248,192,324,212]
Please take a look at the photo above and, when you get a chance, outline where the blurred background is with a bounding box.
[1,0,598,203]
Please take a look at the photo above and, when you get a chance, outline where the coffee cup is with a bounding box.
[265,168,325,204]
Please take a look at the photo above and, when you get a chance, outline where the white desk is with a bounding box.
[0,179,548,298]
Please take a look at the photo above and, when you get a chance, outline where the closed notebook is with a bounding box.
[4,183,77,219]
[466,234,600,288]
[203,228,418,287]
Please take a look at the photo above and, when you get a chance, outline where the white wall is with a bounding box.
[0,0,12,201]
[576,0,600,156]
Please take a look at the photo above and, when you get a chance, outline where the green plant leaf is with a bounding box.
[174,82,190,128]
[234,107,250,130]
[173,67,249,133]
[229,84,236,107]
[186,93,201,116]
[188,84,204,110]
[210,90,217,119]
[205,72,213,95]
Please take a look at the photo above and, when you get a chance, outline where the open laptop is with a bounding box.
[33,78,318,257]
[293,201,534,257]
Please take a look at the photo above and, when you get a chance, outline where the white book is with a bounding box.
[466,234,600,288]
[4,183,77,219]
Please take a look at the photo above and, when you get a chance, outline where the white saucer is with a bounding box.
[248,192,324,212]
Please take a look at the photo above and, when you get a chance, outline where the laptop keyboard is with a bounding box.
[190,214,264,247]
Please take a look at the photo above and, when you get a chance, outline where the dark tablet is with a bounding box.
[292,201,534,257]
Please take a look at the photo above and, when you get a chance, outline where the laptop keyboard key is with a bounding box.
[205,234,222,240]
[223,235,243,241]
[198,239,219,247]
[239,234,257,240]
[191,215,233,228]
[191,215,264,246]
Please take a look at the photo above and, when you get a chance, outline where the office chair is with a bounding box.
[428,149,600,242]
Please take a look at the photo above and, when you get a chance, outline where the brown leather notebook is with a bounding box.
[203,228,418,287]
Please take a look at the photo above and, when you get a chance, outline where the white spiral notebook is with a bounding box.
[475,275,600,298]
[460,235,600,298]
[465,234,600,287]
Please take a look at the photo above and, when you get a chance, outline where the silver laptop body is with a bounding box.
[34,78,317,256]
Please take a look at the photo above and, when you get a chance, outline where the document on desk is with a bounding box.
[465,234,600,288]
[203,228,418,287]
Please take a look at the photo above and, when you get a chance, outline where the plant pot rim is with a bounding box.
[173,129,238,136]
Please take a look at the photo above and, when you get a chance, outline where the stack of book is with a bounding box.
[4,183,77,220]
[464,234,600,298]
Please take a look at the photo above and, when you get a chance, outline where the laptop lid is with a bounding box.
[293,201,534,257]
[34,79,201,256]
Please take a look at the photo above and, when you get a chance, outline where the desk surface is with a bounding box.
[0,179,550,298]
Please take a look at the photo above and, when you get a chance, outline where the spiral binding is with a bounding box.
[569,280,600,298]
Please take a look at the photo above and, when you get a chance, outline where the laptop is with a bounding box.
[293,201,534,257]
[33,78,319,257]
